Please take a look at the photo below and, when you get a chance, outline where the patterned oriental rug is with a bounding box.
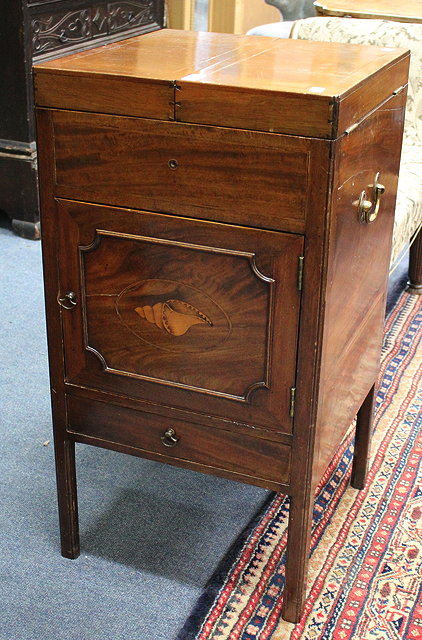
[178,291,422,640]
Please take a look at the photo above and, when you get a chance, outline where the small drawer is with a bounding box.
[66,396,291,488]
[51,110,311,233]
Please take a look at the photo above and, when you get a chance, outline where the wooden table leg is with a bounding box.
[407,226,422,295]
[54,437,80,559]
[351,382,376,489]
[283,383,377,622]
[282,491,313,623]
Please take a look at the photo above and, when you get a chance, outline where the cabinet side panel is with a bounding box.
[281,137,333,621]
[313,90,407,485]
[36,106,82,557]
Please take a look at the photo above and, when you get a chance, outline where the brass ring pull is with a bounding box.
[353,172,385,224]
[161,428,180,448]
[58,291,77,310]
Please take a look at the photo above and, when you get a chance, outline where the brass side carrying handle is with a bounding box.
[353,172,385,224]
[161,428,180,448]
[58,291,77,310]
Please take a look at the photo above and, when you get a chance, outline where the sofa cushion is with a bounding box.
[246,21,293,37]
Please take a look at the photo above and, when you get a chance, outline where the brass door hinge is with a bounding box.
[169,80,181,121]
[289,387,296,419]
[297,256,304,291]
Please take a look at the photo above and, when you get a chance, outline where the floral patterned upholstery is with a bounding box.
[290,17,422,268]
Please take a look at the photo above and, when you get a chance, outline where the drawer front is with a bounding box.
[57,200,303,436]
[66,395,291,488]
[51,110,311,233]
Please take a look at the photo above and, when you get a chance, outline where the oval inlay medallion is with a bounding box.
[116,279,231,353]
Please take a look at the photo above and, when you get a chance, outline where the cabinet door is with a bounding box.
[57,200,303,435]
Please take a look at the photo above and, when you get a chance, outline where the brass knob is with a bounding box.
[58,291,77,310]
[168,159,178,170]
[161,428,179,448]
[353,172,385,224]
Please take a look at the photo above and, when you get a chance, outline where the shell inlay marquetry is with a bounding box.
[134,299,213,337]
[116,278,230,354]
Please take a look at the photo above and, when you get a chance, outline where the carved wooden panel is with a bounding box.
[31,1,161,56]
[57,200,304,435]
[83,232,272,400]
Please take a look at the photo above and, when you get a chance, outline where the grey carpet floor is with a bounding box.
[0,213,269,639]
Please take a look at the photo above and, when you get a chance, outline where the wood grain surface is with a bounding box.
[66,395,292,490]
[51,110,310,233]
[34,28,409,623]
[312,89,407,486]
[56,199,303,436]
[34,29,409,137]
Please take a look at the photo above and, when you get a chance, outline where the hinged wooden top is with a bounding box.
[33,29,409,138]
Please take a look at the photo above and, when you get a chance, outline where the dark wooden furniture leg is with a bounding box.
[351,383,376,489]
[11,219,41,240]
[283,381,377,623]
[282,491,314,623]
[407,226,422,295]
[54,437,80,559]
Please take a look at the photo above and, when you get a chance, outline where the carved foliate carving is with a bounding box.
[91,7,110,37]
[32,2,158,55]
[32,10,92,54]
[108,1,155,33]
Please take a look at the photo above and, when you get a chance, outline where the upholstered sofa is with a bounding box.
[248,17,422,293]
